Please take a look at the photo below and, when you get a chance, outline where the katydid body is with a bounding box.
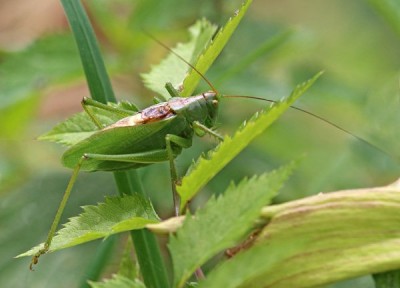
[30,90,222,269]
[63,92,220,172]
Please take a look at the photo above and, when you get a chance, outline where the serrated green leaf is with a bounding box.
[177,72,323,210]
[39,102,137,147]
[18,195,159,257]
[170,163,295,288]
[142,19,217,99]
[181,0,253,97]
[199,180,400,288]
[39,111,98,146]
[88,274,145,288]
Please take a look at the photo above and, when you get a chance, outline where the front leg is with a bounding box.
[193,121,224,141]
[165,134,192,216]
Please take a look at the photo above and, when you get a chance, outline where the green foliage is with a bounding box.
[366,0,400,36]
[177,72,322,210]
[118,240,139,280]
[0,34,82,138]
[18,195,159,257]
[373,271,400,288]
[0,34,81,110]
[2,0,400,287]
[38,102,138,147]
[142,19,217,99]
[89,240,145,288]
[170,163,295,288]
[60,1,170,287]
[89,275,145,288]
[61,0,115,104]
[39,111,98,147]
[181,0,253,97]
[199,182,400,288]
[215,29,293,85]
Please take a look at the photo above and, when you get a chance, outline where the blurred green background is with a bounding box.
[0,0,399,287]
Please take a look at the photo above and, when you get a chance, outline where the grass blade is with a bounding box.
[61,0,115,104]
[60,1,169,287]
[367,0,400,37]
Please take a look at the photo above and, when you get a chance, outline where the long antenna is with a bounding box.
[225,95,394,159]
[145,31,395,161]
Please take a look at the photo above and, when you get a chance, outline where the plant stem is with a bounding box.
[60,1,170,287]
[79,236,117,288]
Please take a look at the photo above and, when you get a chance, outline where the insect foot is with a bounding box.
[30,245,49,271]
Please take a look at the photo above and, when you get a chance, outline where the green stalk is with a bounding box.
[79,236,117,288]
[373,271,400,288]
[60,1,169,287]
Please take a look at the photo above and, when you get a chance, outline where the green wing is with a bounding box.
[62,115,191,171]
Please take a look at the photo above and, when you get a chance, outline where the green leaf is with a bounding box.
[181,0,253,97]
[170,163,295,288]
[367,0,400,37]
[39,111,98,147]
[199,179,400,288]
[88,274,145,288]
[373,270,400,288]
[18,195,159,257]
[0,34,82,138]
[61,0,115,104]
[0,34,81,111]
[88,239,144,288]
[215,29,294,85]
[142,19,217,100]
[177,72,323,210]
[39,102,137,147]
[60,2,170,287]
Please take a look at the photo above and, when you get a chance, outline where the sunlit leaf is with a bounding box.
[200,179,400,288]
[170,163,295,287]
[142,19,217,99]
[181,0,253,97]
[18,195,159,257]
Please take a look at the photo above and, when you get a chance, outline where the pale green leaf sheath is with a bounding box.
[170,163,296,288]
[200,180,400,288]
